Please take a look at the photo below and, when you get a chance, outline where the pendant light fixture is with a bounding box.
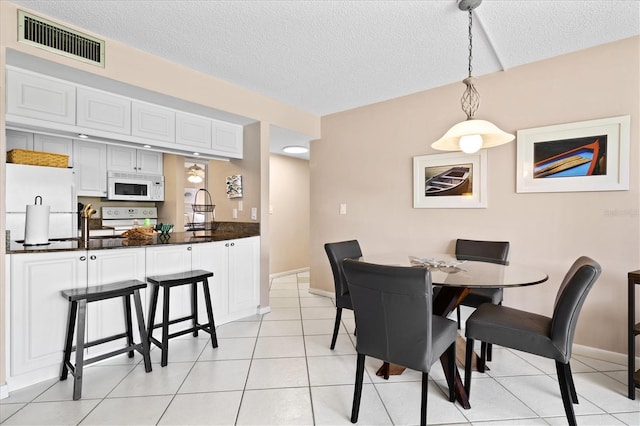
[431,0,514,153]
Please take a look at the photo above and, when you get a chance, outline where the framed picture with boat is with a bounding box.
[413,151,487,208]
[516,115,630,193]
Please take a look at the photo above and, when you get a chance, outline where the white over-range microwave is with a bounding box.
[107,171,165,201]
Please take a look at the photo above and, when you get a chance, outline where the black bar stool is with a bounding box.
[60,279,152,400]
[146,269,218,367]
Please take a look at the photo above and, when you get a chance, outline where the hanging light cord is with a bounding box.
[467,8,473,78]
[461,7,479,120]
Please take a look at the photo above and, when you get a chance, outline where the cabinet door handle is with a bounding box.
[79,256,86,261]
[90,255,97,260]
[225,243,229,247]
[187,246,192,251]
[230,243,235,247]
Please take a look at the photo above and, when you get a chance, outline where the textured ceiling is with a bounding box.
[7,0,640,159]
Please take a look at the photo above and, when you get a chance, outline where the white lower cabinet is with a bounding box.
[145,244,195,333]
[85,248,146,357]
[7,238,260,391]
[9,251,87,390]
[192,237,260,324]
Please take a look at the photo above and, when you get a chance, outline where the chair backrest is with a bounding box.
[324,240,362,298]
[455,239,510,265]
[342,259,435,372]
[550,256,601,362]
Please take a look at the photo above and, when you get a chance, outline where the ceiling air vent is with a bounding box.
[18,10,105,67]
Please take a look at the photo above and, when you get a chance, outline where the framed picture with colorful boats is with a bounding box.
[516,115,630,193]
[413,150,487,208]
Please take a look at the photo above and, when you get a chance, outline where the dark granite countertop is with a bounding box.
[7,222,260,254]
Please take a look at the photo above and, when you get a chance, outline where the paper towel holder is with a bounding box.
[23,195,51,246]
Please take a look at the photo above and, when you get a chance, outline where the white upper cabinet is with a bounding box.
[76,87,131,135]
[175,112,212,150]
[131,101,175,143]
[74,140,107,197]
[7,68,76,125]
[33,134,74,167]
[107,145,163,175]
[212,119,243,159]
[6,68,244,160]
[6,129,34,151]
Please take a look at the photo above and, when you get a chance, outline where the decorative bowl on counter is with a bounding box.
[155,224,174,235]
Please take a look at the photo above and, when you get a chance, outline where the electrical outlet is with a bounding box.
[251,207,257,220]
[339,203,347,215]
[232,208,238,219]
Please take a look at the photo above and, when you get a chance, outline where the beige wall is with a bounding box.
[269,154,310,274]
[310,37,640,356]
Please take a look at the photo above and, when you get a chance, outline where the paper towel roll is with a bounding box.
[24,204,50,245]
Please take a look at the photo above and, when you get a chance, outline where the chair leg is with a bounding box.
[456,306,461,330]
[330,307,343,350]
[60,300,77,380]
[420,372,429,426]
[202,279,218,348]
[72,300,87,400]
[123,295,134,358]
[146,284,159,344]
[446,342,456,402]
[556,362,577,426]
[566,362,578,404]
[464,338,474,399]
[478,342,487,373]
[351,353,365,423]
[191,282,198,337]
[133,289,152,373]
[160,285,171,367]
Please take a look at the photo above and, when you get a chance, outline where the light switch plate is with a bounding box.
[232,208,238,219]
[251,207,257,220]
[339,203,347,215]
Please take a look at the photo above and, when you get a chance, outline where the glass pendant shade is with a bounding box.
[431,119,515,153]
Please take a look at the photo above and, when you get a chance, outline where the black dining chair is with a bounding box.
[455,238,510,366]
[464,256,601,426]
[324,240,362,350]
[343,259,458,426]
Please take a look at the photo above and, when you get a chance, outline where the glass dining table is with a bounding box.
[358,253,549,409]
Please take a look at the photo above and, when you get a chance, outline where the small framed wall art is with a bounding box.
[413,150,487,209]
[516,115,630,193]
[226,175,243,198]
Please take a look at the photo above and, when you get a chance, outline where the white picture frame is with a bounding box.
[413,150,487,209]
[516,115,630,193]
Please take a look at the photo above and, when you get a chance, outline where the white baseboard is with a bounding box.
[0,383,8,400]
[307,287,335,299]
[572,343,639,366]
[269,267,309,279]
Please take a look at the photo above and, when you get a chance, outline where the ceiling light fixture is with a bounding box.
[431,0,514,154]
[187,163,204,184]
[283,145,308,154]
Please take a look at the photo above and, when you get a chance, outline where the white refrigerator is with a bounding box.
[5,163,78,241]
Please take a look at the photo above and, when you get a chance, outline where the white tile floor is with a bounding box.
[1,271,639,425]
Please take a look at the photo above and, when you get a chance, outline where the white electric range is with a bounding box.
[101,206,158,233]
